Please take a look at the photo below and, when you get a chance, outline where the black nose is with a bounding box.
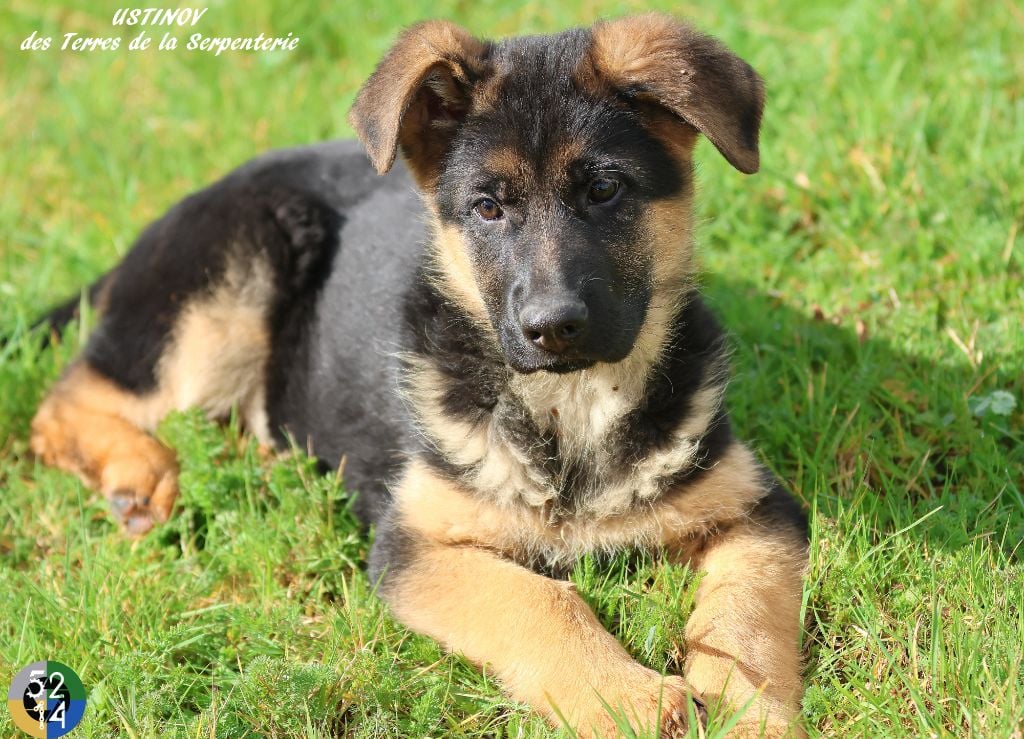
[520,299,589,355]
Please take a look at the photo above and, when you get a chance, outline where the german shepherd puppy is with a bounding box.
[29,14,808,738]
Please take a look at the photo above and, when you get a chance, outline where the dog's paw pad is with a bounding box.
[99,449,179,534]
[665,696,708,737]
[688,696,708,727]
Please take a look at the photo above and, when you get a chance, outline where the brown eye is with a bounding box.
[475,198,503,221]
[587,178,620,204]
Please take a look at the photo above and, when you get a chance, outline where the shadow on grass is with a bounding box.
[701,274,1022,733]
[704,274,1022,552]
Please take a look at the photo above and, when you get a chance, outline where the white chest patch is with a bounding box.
[407,350,727,520]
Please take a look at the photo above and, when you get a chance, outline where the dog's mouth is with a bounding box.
[503,337,600,374]
[508,355,597,375]
[500,324,630,375]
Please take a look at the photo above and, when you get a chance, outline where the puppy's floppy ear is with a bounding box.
[589,14,765,174]
[348,21,489,183]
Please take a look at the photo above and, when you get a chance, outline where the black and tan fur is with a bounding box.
[30,14,808,737]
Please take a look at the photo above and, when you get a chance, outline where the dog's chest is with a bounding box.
[493,373,630,512]
[448,367,706,520]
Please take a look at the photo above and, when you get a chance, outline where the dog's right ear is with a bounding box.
[349,21,489,185]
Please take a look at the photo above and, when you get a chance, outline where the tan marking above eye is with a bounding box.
[482,147,530,181]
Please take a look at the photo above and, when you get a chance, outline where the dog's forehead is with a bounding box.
[489,27,592,81]
[464,28,627,183]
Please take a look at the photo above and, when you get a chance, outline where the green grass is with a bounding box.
[1,0,1022,736]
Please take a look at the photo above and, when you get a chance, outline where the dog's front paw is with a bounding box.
[724,714,807,739]
[655,675,707,739]
[583,671,705,739]
[661,681,708,738]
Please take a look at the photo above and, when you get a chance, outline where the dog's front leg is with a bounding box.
[675,494,808,737]
[373,463,699,738]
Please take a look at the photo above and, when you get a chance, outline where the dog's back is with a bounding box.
[33,139,425,526]
[268,145,427,522]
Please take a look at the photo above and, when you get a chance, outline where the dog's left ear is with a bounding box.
[349,20,490,184]
[588,14,765,174]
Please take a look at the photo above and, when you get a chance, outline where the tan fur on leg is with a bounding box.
[31,253,274,533]
[386,463,702,738]
[31,362,179,534]
[677,522,807,738]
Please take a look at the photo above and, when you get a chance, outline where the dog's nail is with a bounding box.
[125,513,154,535]
[692,696,709,727]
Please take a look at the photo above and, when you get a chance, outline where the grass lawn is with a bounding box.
[2,0,1022,736]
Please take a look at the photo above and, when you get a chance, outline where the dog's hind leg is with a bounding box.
[31,362,181,534]
[31,251,280,534]
[30,249,281,533]
[30,167,341,533]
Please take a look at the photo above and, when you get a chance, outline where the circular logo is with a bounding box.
[7,661,86,738]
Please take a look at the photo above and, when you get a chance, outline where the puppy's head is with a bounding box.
[350,14,763,374]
